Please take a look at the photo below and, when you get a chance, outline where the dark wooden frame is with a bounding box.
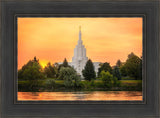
[1,0,160,117]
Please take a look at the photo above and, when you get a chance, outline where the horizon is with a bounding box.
[18,17,142,69]
[19,51,141,69]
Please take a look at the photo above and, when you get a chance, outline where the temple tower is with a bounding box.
[72,26,88,76]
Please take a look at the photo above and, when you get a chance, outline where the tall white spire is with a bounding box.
[70,26,100,77]
[78,26,82,45]
[72,26,88,76]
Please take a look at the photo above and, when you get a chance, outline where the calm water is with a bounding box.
[18,91,142,101]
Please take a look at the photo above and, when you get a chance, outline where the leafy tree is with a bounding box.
[18,57,45,91]
[98,62,112,77]
[59,67,80,88]
[53,63,60,78]
[18,69,24,80]
[138,56,142,80]
[22,62,44,80]
[120,65,127,76]
[113,66,121,80]
[123,52,142,79]
[44,62,56,78]
[116,59,122,67]
[58,67,75,80]
[18,57,45,80]
[128,52,135,58]
[57,58,71,77]
[100,71,112,88]
[82,59,96,81]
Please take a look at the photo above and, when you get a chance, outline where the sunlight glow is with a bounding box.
[18,17,142,69]
[39,60,48,68]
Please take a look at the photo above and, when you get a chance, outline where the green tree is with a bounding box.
[44,62,56,78]
[18,57,45,91]
[57,58,71,77]
[100,71,112,88]
[138,56,142,80]
[18,57,45,80]
[54,62,59,77]
[62,58,69,67]
[98,62,112,77]
[120,65,127,76]
[123,52,142,79]
[22,62,44,80]
[116,59,122,67]
[59,67,80,88]
[113,66,121,80]
[128,52,135,58]
[82,59,96,81]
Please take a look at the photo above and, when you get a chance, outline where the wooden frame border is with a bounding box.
[1,0,159,117]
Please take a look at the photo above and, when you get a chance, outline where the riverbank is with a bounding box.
[18,79,142,92]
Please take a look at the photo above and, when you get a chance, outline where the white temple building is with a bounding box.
[58,26,100,77]
[71,26,88,75]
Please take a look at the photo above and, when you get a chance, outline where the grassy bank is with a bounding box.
[18,78,142,92]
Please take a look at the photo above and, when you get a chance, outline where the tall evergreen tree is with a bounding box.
[82,59,96,81]
[113,66,121,80]
[62,58,69,67]
[116,59,122,67]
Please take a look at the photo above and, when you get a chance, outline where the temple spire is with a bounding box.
[72,26,88,76]
[78,26,82,44]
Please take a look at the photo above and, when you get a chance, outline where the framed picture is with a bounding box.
[16,16,144,103]
[1,0,160,117]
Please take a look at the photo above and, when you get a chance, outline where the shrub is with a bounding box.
[100,71,113,88]
[74,75,81,88]
[90,79,95,88]
[45,79,56,90]
[18,80,43,92]
[81,81,92,89]
[94,81,104,88]
[112,77,121,87]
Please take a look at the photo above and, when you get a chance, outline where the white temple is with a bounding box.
[71,26,100,76]
[57,26,100,77]
[71,26,88,75]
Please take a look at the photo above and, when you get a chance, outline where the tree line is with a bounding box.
[18,52,142,90]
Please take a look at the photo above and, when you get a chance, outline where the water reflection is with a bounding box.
[18,91,142,101]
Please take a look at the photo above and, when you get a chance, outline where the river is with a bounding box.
[18,91,142,101]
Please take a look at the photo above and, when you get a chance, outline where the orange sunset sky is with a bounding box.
[18,17,142,69]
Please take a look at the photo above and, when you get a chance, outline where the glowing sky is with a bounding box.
[18,17,142,69]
